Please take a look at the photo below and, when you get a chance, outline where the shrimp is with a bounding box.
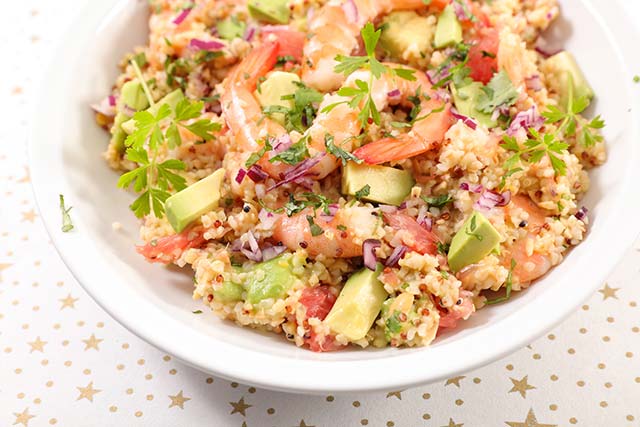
[220,42,291,181]
[137,226,206,264]
[383,212,440,255]
[502,195,552,285]
[438,290,475,330]
[273,206,379,258]
[302,0,428,91]
[352,69,454,164]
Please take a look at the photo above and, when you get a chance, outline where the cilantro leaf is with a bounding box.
[354,184,371,200]
[422,194,453,208]
[476,71,519,114]
[324,134,361,165]
[270,139,309,165]
[306,215,324,236]
[59,194,74,232]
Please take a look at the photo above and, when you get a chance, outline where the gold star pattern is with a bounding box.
[59,294,78,310]
[76,381,101,402]
[445,376,466,387]
[506,409,557,427]
[81,334,103,351]
[27,337,47,353]
[386,390,403,400]
[13,407,35,426]
[229,396,252,416]
[168,390,191,409]
[21,210,37,223]
[509,375,536,398]
[0,263,12,283]
[598,284,619,300]
[442,418,463,427]
[296,421,315,427]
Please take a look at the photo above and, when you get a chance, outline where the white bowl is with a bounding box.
[30,0,640,393]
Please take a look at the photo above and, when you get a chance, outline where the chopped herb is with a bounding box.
[480,50,496,58]
[245,139,273,168]
[276,55,296,66]
[192,310,203,314]
[440,270,449,279]
[133,52,147,68]
[476,71,519,114]
[263,81,323,133]
[421,194,453,208]
[354,184,371,200]
[436,242,450,256]
[270,138,309,165]
[542,95,604,148]
[59,194,74,232]
[194,50,223,64]
[385,310,403,334]
[337,224,347,231]
[324,134,362,165]
[306,215,324,236]
[485,259,516,305]
[501,128,568,177]
[634,75,640,84]
[284,193,331,217]
[465,215,484,241]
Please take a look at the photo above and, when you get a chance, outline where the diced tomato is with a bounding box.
[300,286,337,321]
[260,26,305,62]
[428,0,452,12]
[383,213,440,256]
[467,27,499,84]
[136,227,206,264]
[305,331,343,352]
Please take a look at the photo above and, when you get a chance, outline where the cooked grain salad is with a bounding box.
[93,0,605,351]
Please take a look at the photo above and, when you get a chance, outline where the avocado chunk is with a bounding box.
[254,71,300,126]
[121,89,185,135]
[213,280,244,303]
[380,11,433,61]
[325,265,388,341]
[434,5,462,49]
[544,51,594,111]
[110,112,129,153]
[248,0,290,24]
[245,255,296,304]
[451,82,497,128]
[342,162,414,206]
[216,16,246,40]
[120,80,150,111]
[448,211,501,272]
[164,169,225,233]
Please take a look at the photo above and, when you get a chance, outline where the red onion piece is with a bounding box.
[90,96,116,117]
[525,75,543,92]
[451,107,478,130]
[362,239,381,271]
[108,95,116,107]
[173,8,192,25]
[575,206,588,221]
[379,205,398,214]
[387,89,401,99]
[319,204,339,222]
[534,36,562,58]
[270,134,293,156]
[244,26,256,42]
[262,244,286,262]
[235,168,247,184]
[190,38,225,51]
[452,1,470,21]
[474,190,511,211]
[385,245,408,267]
[247,165,268,182]
[267,153,325,191]
[342,0,359,24]
[460,182,484,193]
[240,231,263,262]
[258,208,280,230]
[506,106,544,136]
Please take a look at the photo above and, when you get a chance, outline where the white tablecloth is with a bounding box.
[1,1,639,426]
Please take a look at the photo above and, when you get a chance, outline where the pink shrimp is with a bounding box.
[383,212,440,256]
[273,206,379,258]
[437,290,475,330]
[352,69,454,165]
[302,0,428,91]
[137,226,206,264]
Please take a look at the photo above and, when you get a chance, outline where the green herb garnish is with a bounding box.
[476,71,519,114]
[502,128,568,177]
[59,194,74,232]
[486,259,516,305]
[324,134,362,165]
[263,81,324,133]
[422,194,453,208]
[542,95,604,148]
[306,215,324,236]
[270,138,309,165]
[354,184,371,200]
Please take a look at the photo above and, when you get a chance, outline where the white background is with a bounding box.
[0,1,639,426]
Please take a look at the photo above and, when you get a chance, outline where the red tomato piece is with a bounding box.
[260,25,305,62]
[299,286,337,321]
[467,27,499,84]
[136,227,206,264]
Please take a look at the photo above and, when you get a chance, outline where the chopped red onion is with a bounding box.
[244,26,256,42]
[90,96,116,117]
[460,182,484,193]
[451,107,478,130]
[452,1,470,21]
[108,95,116,107]
[258,208,280,230]
[422,216,433,231]
[270,134,293,156]
[385,245,408,268]
[379,205,398,214]
[240,231,263,262]
[525,75,543,92]
[342,0,359,24]
[575,206,588,221]
[387,89,401,99]
[173,8,192,25]
[475,190,511,211]
[267,153,325,191]
[434,88,452,103]
[534,36,562,58]
[362,239,381,271]
[235,168,247,184]
[319,204,339,222]
[262,244,287,262]
[247,165,268,182]
[190,38,225,51]
[506,106,544,136]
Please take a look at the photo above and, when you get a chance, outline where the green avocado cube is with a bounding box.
[448,211,502,272]
[451,82,497,128]
[121,89,185,135]
[248,0,290,24]
[342,162,414,206]
[245,256,296,304]
[213,280,244,303]
[164,169,225,233]
[254,71,300,126]
[110,112,129,153]
[380,11,433,60]
[434,5,462,49]
[325,264,388,341]
[544,51,594,111]
[120,80,150,111]
[216,16,246,40]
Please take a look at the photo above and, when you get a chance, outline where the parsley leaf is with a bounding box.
[501,129,569,177]
[324,134,362,165]
[245,139,273,168]
[59,194,74,232]
[284,193,332,217]
[476,71,519,114]
[306,215,324,236]
[422,194,453,208]
[385,311,403,334]
[485,259,516,305]
[542,95,605,148]
[263,81,323,133]
[354,184,371,200]
[270,138,309,165]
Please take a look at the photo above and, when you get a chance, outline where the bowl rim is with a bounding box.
[28,0,640,394]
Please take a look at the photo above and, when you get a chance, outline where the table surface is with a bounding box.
[1,1,639,426]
